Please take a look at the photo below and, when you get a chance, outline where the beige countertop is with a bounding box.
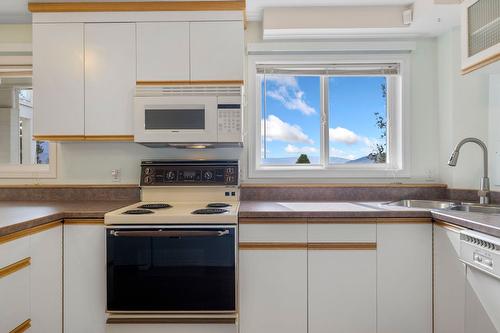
[0,200,134,237]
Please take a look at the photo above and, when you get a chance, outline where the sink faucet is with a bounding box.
[448,137,490,205]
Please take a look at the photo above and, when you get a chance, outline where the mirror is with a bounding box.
[0,76,50,166]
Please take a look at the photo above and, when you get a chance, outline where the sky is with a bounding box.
[261,74,387,164]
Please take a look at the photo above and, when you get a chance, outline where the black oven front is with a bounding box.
[106,225,237,313]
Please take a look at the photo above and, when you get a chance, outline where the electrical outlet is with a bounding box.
[111,169,121,182]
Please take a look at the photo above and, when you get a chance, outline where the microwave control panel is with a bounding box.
[217,96,242,142]
[141,160,239,186]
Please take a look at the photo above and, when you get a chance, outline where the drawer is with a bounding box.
[239,224,307,243]
[0,236,29,268]
[308,224,376,243]
[0,259,30,333]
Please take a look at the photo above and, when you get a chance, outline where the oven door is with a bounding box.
[106,225,236,313]
[134,96,218,143]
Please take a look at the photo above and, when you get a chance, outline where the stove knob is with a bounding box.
[143,176,153,184]
[204,171,213,180]
[166,171,176,180]
[144,167,154,175]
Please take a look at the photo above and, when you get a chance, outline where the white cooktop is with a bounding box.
[104,201,239,225]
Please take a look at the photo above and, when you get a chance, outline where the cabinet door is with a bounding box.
[64,223,106,333]
[434,224,466,333]
[190,21,244,81]
[239,249,307,333]
[85,23,136,136]
[30,224,63,333]
[377,222,433,333]
[137,22,190,82]
[33,23,84,136]
[308,249,376,333]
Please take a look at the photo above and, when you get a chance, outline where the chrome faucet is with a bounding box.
[448,137,490,205]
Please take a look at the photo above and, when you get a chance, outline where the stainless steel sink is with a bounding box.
[449,203,500,214]
[384,199,460,210]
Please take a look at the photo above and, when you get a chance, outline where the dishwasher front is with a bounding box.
[460,230,500,333]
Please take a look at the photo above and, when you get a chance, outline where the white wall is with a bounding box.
[437,27,490,190]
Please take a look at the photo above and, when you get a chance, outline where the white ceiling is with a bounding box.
[0,0,461,36]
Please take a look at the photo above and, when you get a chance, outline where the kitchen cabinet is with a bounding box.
[190,21,244,81]
[85,23,136,136]
[0,236,30,333]
[239,221,308,333]
[30,224,63,333]
[64,221,106,333]
[461,0,500,74]
[137,22,190,82]
[0,222,62,333]
[33,23,85,136]
[307,223,377,333]
[377,221,433,333]
[434,222,466,333]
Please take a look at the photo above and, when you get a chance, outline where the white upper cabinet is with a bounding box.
[190,21,244,81]
[461,0,500,73]
[85,23,136,136]
[137,22,190,82]
[33,23,84,136]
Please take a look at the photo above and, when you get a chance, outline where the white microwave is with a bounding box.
[134,85,242,147]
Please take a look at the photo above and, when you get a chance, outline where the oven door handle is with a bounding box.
[110,230,230,237]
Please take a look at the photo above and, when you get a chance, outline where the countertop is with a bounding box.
[0,200,134,237]
[239,201,500,237]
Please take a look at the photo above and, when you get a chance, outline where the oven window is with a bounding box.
[145,107,205,130]
[106,227,236,312]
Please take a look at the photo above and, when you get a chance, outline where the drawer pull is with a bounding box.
[0,257,31,279]
[239,242,308,250]
[10,319,31,333]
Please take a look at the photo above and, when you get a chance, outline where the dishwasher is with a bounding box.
[460,230,500,333]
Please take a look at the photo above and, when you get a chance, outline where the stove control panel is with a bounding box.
[140,160,239,186]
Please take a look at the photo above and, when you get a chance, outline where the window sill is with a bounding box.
[249,166,410,179]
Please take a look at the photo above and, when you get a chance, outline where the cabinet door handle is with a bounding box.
[0,257,31,279]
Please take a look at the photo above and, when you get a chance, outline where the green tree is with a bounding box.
[296,154,311,164]
[36,141,44,164]
[368,83,387,163]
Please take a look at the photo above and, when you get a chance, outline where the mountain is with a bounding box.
[262,155,373,165]
[345,156,374,164]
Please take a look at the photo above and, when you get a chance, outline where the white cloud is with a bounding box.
[266,76,316,116]
[330,147,355,160]
[262,115,314,144]
[329,127,361,145]
[285,144,318,154]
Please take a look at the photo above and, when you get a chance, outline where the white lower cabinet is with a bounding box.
[434,223,466,333]
[30,224,63,333]
[377,222,433,333]
[64,223,106,333]
[0,224,62,333]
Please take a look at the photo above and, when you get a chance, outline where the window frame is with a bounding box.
[246,53,411,179]
[0,50,58,179]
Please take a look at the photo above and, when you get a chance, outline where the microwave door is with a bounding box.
[134,96,218,143]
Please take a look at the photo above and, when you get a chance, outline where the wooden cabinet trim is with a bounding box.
[308,218,377,224]
[239,242,308,250]
[33,135,134,142]
[136,80,244,86]
[64,219,104,225]
[462,52,500,75]
[9,319,31,333]
[307,242,377,250]
[0,257,31,279]
[29,1,246,12]
[239,217,307,224]
[434,220,465,233]
[376,217,432,224]
[0,220,62,245]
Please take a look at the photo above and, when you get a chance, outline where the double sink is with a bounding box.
[385,200,500,215]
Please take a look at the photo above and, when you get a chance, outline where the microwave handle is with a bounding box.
[110,230,230,238]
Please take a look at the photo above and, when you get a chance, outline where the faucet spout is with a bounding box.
[448,137,490,205]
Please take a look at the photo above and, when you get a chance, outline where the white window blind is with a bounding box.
[256,63,400,76]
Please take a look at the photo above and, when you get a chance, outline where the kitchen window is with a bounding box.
[247,54,410,178]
